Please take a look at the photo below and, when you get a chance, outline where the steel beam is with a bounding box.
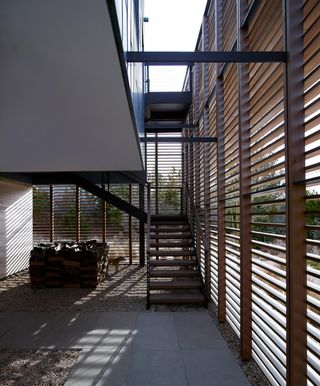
[126,51,287,65]
[284,0,307,384]
[145,92,192,105]
[140,137,217,143]
[144,123,197,130]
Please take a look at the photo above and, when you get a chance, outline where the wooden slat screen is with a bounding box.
[303,0,320,383]
[33,185,51,244]
[223,63,241,337]
[33,184,140,263]
[146,132,182,216]
[208,96,218,306]
[222,0,236,51]
[79,188,104,242]
[182,0,319,384]
[52,185,77,241]
[107,184,130,260]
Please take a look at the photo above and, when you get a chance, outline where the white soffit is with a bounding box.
[0,0,143,172]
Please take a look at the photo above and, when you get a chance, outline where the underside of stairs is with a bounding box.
[147,215,206,308]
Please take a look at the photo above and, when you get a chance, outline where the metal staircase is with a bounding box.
[146,213,206,308]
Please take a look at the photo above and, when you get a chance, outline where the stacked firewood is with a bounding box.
[29,241,109,288]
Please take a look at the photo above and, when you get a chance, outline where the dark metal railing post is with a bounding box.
[146,183,151,309]
[139,184,145,266]
[185,183,209,304]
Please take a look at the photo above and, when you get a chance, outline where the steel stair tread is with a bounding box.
[149,259,197,267]
[149,280,202,289]
[150,227,190,232]
[151,221,188,226]
[150,234,192,239]
[151,215,187,221]
[149,250,195,256]
[149,293,205,304]
[150,242,193,248]
[150,269,200,277]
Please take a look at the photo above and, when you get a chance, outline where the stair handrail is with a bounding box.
[184,184,210,252]
[146,182,151,308]
[184,184,209,301]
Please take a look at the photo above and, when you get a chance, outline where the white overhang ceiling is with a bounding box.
[0,0,143,172]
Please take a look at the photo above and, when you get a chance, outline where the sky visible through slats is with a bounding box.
[144,0,207,91]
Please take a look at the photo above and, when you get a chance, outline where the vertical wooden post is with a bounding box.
[193,64,201,259]
[283,0,306,384]
[202,14,211,301]
[237,0,252,361]
[129,184,133,265]
[216,0,226,323]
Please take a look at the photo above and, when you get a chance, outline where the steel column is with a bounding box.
[129,184,133,265]
[216,0,226,323]
[139,184,145,266]
[284,0,306,384]
[155,133,159,215]
[49,185,53,243]
[237,0,252,361]
[102,183,106,244]
[76,185,80,242]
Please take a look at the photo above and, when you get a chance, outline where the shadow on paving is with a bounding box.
[0,311,249,386]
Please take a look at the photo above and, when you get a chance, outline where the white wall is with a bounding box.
[0,0,143,172]
[0,178,33,278]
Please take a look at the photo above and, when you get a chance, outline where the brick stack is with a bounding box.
[29,241,109,288]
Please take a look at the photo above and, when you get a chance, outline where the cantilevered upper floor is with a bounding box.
[0,0,144,173]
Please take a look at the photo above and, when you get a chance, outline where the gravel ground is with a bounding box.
[0,349,80,386]
[0,265,270,386]
[207,304,271,386]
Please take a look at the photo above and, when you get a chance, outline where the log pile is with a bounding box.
[29,241,109,288]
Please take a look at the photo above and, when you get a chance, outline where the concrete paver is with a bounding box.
[0,311,250,386]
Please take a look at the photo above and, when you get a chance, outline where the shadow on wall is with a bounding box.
[3,189,33,278]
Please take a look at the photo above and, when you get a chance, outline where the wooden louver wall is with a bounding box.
[33,184,140,264]
[183,0,320,385]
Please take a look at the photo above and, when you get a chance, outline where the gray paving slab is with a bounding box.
[174,312,228,349]
[0,312,21,338]
[126,348,188,386]
[0,312,61,348]
[133,312,179,350]
[72,312,137,349]
[97,311,137,330]
[40,311,101,349]
[0,311,250,386]
[182,348,250,386]
[65,347,132,386]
